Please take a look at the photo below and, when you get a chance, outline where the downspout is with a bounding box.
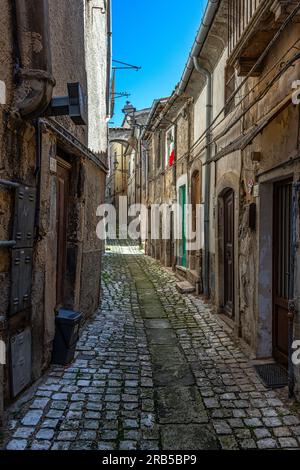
[13,0,55,119]
[193,58,213,298]
[176,0,219,96]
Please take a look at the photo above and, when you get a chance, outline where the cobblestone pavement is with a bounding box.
[3,241,300,450]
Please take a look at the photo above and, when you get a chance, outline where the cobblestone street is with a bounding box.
[3,242,300,451]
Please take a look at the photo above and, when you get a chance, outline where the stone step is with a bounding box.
[175,280,195,294]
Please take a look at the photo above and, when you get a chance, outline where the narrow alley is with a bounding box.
[4,242,300,451]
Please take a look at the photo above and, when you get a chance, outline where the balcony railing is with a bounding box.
[228,0,300,76]
[228,0,262,55]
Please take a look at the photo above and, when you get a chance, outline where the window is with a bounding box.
[165,126,175,168]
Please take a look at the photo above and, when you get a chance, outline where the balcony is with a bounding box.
[228,0,300,76]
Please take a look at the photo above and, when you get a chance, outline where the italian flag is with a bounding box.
[168,134,175,167]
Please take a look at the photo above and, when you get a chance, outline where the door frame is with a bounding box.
[56,157,71,308]
[215,172,240,330]
[176,174,188,268]
[179,184,187,267]
[257,169,296,359]
[272,178,293,367]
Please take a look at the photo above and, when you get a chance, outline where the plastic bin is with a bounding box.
[52,309,82,365]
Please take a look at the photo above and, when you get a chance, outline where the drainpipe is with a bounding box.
[13,0,55,119]
[192,58,213,298]
[177,0,219,96]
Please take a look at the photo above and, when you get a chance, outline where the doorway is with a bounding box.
[56,159,70,307]
[223,188,234,317]
[273,179,292,367]
[179,184,187,267]
[191,170,201,232]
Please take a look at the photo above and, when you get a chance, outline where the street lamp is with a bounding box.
[122,100,148,132]
[122,100,136,117]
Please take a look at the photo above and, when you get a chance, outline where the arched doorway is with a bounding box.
[189,170,201,271]
[223,188,235,317]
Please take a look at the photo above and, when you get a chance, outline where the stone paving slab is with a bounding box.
[3,241,300,450]
[156,386,207,424]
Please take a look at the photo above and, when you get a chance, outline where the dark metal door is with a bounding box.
[224,189,234,316]
[273,179,292,367]
[56,161,70,307]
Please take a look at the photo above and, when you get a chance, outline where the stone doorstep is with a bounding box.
[175,281,195,294]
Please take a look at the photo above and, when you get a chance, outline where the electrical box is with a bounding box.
[10,328,31,398]
[10,248,33,315]
[13,185,36,249]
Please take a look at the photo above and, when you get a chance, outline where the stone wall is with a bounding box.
[49,0,87,145]
[0,0,109,416]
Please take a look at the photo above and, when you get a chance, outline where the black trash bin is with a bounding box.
[52,309,82,365]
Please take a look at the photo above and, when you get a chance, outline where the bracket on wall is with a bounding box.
[91,0,106,13]
[45,83,87,125]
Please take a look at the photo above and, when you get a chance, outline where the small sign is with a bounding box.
[50,157,57,173]
[253,184,260,198]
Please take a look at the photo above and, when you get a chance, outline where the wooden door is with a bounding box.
[56,160,70,307]
[273,179,292,367]
[179,185,187,267]
[224,189,234,316]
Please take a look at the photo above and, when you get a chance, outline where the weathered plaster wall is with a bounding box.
[80,159,105,320]
[212,47,227,121]
[49,0,87,145]
[176,114,189,160]
[85,0,109,154]
[193,89,206,145]
[31,131,57,375]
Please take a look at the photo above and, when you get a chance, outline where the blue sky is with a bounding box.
[111,0,206,126]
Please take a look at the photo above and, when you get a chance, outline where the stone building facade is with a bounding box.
[107,109,150,230]
[115,0,300,401]
[0,0,110,424]
[106,128,132,220]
